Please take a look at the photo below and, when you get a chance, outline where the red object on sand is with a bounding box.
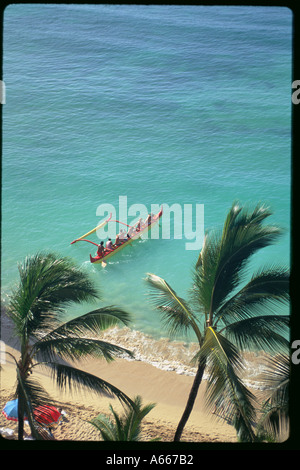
[33,405,62,427]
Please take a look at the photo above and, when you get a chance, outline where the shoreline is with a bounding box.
[100,326,275,391]
[0,310,239,443]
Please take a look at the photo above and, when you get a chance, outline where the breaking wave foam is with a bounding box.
[102,326,274,391]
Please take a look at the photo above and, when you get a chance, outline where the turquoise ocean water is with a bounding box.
[1,4,292,378]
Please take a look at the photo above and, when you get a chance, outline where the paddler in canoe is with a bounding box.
[106,239,114,250]
[127,225,136,238]
[119,229,127,242]
[145,213,152,226]
[114,232,122,246]
[96,239,113,255]
[95,238,116,258]
[135,218,143,232]
[96,241,105,258]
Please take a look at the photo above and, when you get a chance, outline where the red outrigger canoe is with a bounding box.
[71,207,163,265]
[89,207,163,264]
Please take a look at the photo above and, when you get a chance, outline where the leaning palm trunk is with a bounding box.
[174,359,206,441]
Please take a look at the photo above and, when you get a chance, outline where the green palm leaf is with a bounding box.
[89,413,116,440]
[215,266,290,325]
[33,306,133,362]
[16,376,55,410]
[43,362,134,408]
[258,353,289,440]
[49,306,132,338]
[145,273,202,342]
[222,315,289,352]
[201,327,257,442]
[7,253,100,340]
[34,337,133,363]
[194,203,283,320]
[88,396,156,441]
[121,395,156,441]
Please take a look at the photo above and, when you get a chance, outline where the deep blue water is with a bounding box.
[2,4,292,344]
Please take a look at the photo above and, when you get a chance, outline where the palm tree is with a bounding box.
[256,353,289,442]
[88,395,157,441]
[4,252,134,440]
[145,202,289,442]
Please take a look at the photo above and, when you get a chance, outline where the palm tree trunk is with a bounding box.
[174,360,206,441]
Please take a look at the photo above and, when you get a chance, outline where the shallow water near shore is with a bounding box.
[101,325,281,391]
[1,4,292,382]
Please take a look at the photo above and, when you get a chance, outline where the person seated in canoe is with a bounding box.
[119,229,127,243]
[97,241,105,258]
[145,213,154,226]
[114,233,122,246]
[127,225,135,238]
[105,239,113,251]
[136,218,143,232]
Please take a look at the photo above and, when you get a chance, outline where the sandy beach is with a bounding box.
[0,345,237,445]
[0,311,238,445]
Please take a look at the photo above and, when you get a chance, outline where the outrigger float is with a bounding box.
[71,207,163,266]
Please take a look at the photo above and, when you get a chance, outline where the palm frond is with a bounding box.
[33,305,133,363]
[194,203,283,318]
[43,362,134,408]
[261,353,290,391]
[258,353,289,440]
[110,405,124,440]
[122,395,156,441]
[46,306,132,339]
[215,266,290,325]
[261,353,290,414]
[7,252,100,340]
[16,370,55,440]
[34,336,133,364]
[192,231,222,314]
[16,376,55,410]
[89,413,117,440]
[195,233,207,270]
[200,327,257,442]
[199,326,245,376]
[222,315,289,352]
[88,396,156,441]
[145,273,202,342]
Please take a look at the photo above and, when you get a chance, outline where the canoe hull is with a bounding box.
[90,208,163,264]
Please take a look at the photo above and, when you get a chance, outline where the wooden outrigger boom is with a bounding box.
[71,213,112,244]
